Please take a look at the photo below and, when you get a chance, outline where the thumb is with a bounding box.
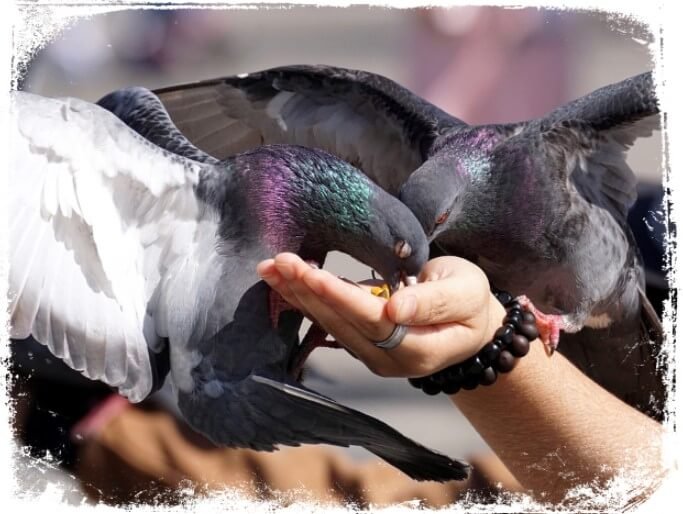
[387,258,490,326]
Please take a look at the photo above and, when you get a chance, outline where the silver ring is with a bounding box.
[373,324,408,350]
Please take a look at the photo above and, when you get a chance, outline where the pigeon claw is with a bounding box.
[289,323,342,381]
[269,289,297,329]
[515,295,564,356]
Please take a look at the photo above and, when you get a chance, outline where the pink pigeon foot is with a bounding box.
[515,295,570,355]
[269,288,297,328]
[289,323,341,381]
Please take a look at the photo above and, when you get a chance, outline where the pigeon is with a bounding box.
[8,90,469,481]
[151,65,665,417]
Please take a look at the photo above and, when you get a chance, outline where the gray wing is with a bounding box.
[154,64,464,193]
[174,279,467,482]
[541,72,658,133]
[535,71,660,223]
[181,371,468,482]
[97,87,219,165]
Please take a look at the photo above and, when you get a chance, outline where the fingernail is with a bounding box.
[261,274,281,287]
[395,295,417,323]
[257,265,274,278]
[277,262,295,280]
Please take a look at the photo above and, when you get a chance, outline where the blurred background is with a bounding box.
[13,5,664,506]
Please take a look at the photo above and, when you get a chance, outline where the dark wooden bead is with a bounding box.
[506,312,523,329]
[421,380,442,396]
[465,356,486,377]
[495,325,514,346]
[507,300,521,312]
[444,365,466,385]
[522,311,536,324]
[496,350,517,373]
[479,342,501,366]
[408,377,425,389]
[519,322,540,341]
[461,374,479,390]
[507,307,523,318]
[431,370,452,387]
[442,381,461,395]
[479,367,498,386]
[413,289,535,397]
[510,334,531,357]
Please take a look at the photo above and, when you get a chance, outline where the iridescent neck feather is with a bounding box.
[244,147,374,254]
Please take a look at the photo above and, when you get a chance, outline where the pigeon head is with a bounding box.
[362,189,430,290]
[243,145,429,289]
[399,150,473,242]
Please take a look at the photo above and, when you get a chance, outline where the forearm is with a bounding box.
[452,329,665,501]
[259,254,666,501]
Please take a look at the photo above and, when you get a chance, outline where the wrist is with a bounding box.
[409,290,540,395]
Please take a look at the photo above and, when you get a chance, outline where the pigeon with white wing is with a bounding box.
[8,91,468,481]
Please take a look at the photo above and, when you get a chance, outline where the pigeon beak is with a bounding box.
[389,272,418,294]
[389,271,403,294]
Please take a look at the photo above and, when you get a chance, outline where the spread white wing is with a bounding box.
[8,91,206,402]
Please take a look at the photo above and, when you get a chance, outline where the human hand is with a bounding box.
[257,253,506,378]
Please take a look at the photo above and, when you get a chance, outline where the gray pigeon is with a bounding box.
[151,66,665,418]
[8,90,469,481]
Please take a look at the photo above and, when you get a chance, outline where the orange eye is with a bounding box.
[435,210,450,225]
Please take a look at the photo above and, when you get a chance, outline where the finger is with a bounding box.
[277,258,491,375]
[269,254,494,377]
[271,252,310,277]
[272,253,393,338]
[387,260,490,326]
[383,322,492,376]
[256,258,277,279]
[276,267,400,372]
[314,311,490,377]
[257,259,309,315]
[300,268,397,342]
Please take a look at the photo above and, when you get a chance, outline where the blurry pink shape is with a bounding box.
[409,7,571,125]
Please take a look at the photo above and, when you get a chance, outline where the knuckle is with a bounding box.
[365,325,393,343]
[361,315,390,339]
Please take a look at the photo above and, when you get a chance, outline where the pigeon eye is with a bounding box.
[435,209,451,226]
[394,240,412,259]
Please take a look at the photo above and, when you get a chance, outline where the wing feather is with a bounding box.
[155,65,462,193]
[179,372,469,481]
[9,92,206,402]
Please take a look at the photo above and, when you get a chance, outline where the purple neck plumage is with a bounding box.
[245,158,305,254]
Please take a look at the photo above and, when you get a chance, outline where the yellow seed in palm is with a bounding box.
[371,283,391,299]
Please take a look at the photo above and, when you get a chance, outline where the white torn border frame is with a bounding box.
[0,0,680,512]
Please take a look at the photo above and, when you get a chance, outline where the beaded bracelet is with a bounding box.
[407,290,539,396]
